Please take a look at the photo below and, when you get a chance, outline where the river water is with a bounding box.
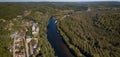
[47,17,74,57]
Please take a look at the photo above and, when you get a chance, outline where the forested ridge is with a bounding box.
[58,10,120,57]
[0,2,120,57]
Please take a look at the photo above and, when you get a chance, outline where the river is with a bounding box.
[47,17,74,57]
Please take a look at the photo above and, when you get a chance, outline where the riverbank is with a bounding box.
[47,17,74,57]
[57,25,85,57]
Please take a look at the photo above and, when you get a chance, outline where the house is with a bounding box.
[26,36,32,43]
[32,23,39,37]
[25,36,38,57]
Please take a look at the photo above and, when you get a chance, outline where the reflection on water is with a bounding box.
[47,17,74,57]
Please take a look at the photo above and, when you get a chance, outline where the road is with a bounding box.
[13,31,26,57]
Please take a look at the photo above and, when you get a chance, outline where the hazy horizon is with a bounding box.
[0,0,120,2]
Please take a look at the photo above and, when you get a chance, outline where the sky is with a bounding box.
[0,0,120,2]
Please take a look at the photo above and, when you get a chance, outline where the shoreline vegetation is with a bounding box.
[57,11,120,57]
[0,2,120,57]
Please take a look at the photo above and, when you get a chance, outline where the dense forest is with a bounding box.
[58,9,120,57]
[0,2,120,57]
